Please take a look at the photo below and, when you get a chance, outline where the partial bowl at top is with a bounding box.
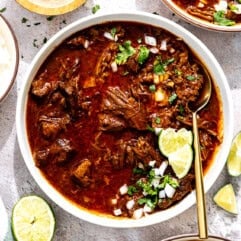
[0,15,19,103]
[16,12,233,228]
[163,0,241,32]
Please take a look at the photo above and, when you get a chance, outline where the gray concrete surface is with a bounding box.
[1,0,241,240]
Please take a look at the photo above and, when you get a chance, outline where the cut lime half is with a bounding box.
[158,128,193,157]
[168,144,193,179]
[12,195,55,241]
[213,184,238,214]
[227,131,241,176]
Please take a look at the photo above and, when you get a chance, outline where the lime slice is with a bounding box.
[158,128,193,157]
[213,184,238,214]
[168,144,193,179]
[227,132,241,176]
[12,195,55,241]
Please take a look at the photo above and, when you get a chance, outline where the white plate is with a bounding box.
[0,15,19,103]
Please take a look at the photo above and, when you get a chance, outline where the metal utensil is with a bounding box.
[163,61,230,241]
[189,60,212,239]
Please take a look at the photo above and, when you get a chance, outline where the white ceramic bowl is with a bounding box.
[163,0,241,32]
[16,12,233,228]
[0,15,19,103]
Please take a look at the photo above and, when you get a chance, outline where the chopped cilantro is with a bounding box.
[186,75,196,81]
[146,124,155,132]
[149,84,156,92]
[127,185,138,195]
[179,104,184,115]
[0,7,6,13]
[115,41,136,65]
[133,167,146,175]
[153,57,175,75]
[155,117,161,124]
[174,69,182,76]
[46,16,55,21]
[213,10,235,26]
[92,4,100,14]
[110,27,117,38]
[138,46,150,65]
[21,17,28,23]
[169,93,177,105]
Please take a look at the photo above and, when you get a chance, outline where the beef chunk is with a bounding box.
[101,87,147,130]
[50,138,75,163]
[72,159,92,187]
[31,70,58,98]
[109,136,162,169]
[98,113,127,131]
[39,113,70,139]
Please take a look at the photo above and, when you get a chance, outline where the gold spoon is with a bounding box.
[163,61,230,241]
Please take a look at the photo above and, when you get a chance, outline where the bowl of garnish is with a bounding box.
[163,0,241,32]
[0,15,19,103]
[16,0,86,15]
[16,11,233,227]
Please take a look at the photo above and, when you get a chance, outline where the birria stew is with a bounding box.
[172,0,241,26]
[26,21,223,219]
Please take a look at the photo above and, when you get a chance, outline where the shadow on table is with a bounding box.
[0,82,17,149]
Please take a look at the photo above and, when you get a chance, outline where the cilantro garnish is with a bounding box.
[213,10,235,26]
[92,4,100,14]
[153,57,175,75]
[115,41,136,65]
[137,46,150,65]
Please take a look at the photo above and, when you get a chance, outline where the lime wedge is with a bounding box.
[158,128,193,157]
[213,184,238,214]
[227,132,241,176]
[168,144,193,179]
[12,195,55,241]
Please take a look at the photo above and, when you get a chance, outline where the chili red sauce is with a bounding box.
[26,22,223,218]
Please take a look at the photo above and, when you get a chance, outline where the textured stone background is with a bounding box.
[0,0,241,240]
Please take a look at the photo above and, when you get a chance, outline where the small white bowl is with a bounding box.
[163,0,241,32]
[16,11,233,228]
[0,15,19,103]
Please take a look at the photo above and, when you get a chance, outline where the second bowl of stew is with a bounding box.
[163,0,241,32]
[16,11,233,227]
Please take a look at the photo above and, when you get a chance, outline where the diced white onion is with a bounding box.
[84,40,90,49]
[214,0,228,13]
[126,199,135,210]
[158,161,168,176]
[144,35,157,46]
[149,47,159,54]
[154,168,161,176]
[160,39,167,51]
[148,160,156,167]
[159,190,166,199]
[231,4,241,14]
[154,127,162,136]
[113,208,122,216]
[132,208,144,219]
[164,183,176,198]
[138,162,145,169]
[119,184,128,195]
[143,190,148,196]
[169,48,175,54]
[104,32,115,41]
[111,61,118,72]
[143,204,153,213]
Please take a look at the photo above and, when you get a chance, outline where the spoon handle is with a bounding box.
[192,112,208,239]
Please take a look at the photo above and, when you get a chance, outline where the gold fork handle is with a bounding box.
[192,111,208,239]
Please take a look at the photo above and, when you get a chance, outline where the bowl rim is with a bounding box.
[16,11,234,228]
[0,14,19,103]
[162,0,241,32]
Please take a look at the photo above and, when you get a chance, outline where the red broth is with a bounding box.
[26,22,223,218]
